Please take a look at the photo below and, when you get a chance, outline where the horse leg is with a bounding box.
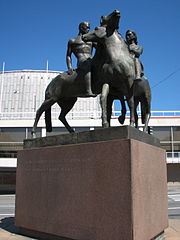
[118,96,126,125]
[127,95,135,127]
[31,98,56,138]
[134,98,139,128]
[141,99,151,132]
[57,97,77,133]
[107,94,114,126]
[100,83,110,128]
[138,78,151,132]
[143,112,150,132]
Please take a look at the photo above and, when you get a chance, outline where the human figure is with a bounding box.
[66,21,96,97]
[125,30,144,80]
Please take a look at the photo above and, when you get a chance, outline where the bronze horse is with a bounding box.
[83,10,151,131]
[106,77,151,131]
[31,10,150,137]
[83,10,136,128]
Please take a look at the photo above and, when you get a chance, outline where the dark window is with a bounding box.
[0,150,17,158]
[0,128,26,142]
[153,127,171,141]
[173,126,180,141]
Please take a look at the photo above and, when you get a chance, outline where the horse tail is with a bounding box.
[45,106,52,132]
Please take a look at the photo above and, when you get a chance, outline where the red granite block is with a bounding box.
[15,139,168,240]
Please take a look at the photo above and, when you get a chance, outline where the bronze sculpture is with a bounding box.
[83,10,151,131]
[111,29,150,129]
[66,21,96,97]
[125,30,144,81]
[125,30,151,129]
[31,10,151,137]
[83,10,137,128]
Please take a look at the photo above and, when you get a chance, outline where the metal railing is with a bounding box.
[0,111,101,120]
[0,110,180,120]
[112,110,180,118]
[166,152,180,164]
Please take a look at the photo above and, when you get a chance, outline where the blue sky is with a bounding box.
[0,0,180,111]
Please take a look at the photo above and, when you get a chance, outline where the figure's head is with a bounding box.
[126,30,138,44]
[79,22,90,34]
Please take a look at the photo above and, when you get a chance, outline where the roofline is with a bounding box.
[0,69,62,74]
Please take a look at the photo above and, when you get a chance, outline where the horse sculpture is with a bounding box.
[83,10,137,128]
[83,10,151,131]
[31,10,151,137]
[106,77,151,131]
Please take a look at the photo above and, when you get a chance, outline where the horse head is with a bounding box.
[100,10,120,29]
[82,10,121,43]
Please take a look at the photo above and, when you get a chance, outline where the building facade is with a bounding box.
[0,70,180,191]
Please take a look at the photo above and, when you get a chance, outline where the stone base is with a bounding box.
[15,129,168,240]
[24,125,161,149]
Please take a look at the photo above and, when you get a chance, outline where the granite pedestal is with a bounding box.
[15,126,168,240]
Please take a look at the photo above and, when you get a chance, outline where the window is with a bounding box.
[0,128,26,142]
[173,127,180,141]
[153,127,171,141]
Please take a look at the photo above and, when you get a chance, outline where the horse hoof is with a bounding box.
[102,122,109,128]
[118,115,125,125]
[69,129,75,133]
[143,126,148,132]
[130,122,135,127]
[31,131,36,139]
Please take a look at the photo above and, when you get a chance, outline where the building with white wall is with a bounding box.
[0,70,180,191]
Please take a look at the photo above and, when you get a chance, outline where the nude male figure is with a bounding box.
[66,21,96,97]
[126,30,144,80]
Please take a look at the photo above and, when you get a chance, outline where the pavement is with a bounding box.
[0,217,179,240]
[0,183,180,240]
[165,219,180,240]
